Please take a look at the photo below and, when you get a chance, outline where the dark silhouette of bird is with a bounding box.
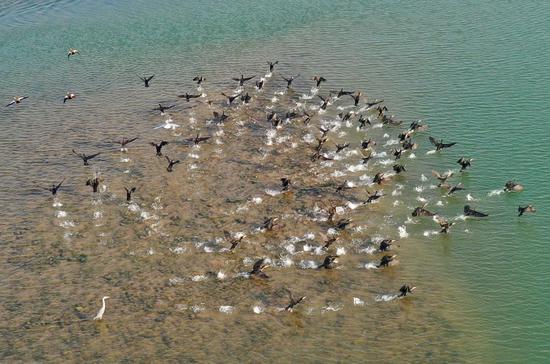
[43,178,65,196]
[63,92,77,103]
[282,74,299,88]
[193,76,205,85]
[393,164,406,174]
[72,149,100,166]
[284,290,306,312]
[377,254,396,268]
[464,205,488,217]
[151,141,168,156]
[312,75,326,87]
[412,205,436,217]
[232,74,255,86]
[178,92,201,102]
[318,255,338,269]
[518,205,535,216]
[398,285,416,297]
[266,61,278,72]
[6,96,28,107]
[457,157,473,171]
[165,156,180,172]
[429,136,456,151]
[138,75,154,87]
[124,187,136,202]
[152,103,175,114]
[250,258,269,279]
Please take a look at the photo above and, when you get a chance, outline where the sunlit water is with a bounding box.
[1,1,549,363]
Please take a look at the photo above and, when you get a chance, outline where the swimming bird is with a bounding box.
[67,48,79,59]
[349,91,362,106]
[285,290,306,312]
[330,88,353,98]
[193,76,206,85]
[86,177,100,193]
[43,178,65,196]
[63,92,77,103]
[267,61,278,72]
[262,217,279,231]
[282,74,299,88]
[232,74,255,86]
[250,258,269,279]
[409,120,428,132]
[429,136,456,151]
[434,216,455,233]
[185,133,211,145]
[151,141,168,156]
[6,96,28,107]
[393,148,403,160]
[138,75,154,87]
[338,111,353,122]
[398,285,415,297]
[312,76,327,87]
[377,254,396,268]
[357,114,370,129]
[72,149,100,166]
[318,255,338,269]
[457,157,473,171]
[178,92,201,102]
[393,164,406,174]
[165,156,180,172]
[124,187,136,202]
[412,205,436,217]
[317,94,332,110]
[379,239,395,251]
[224,231,245,251]
[221,92,241,106]
[504,181,524,192]
[518,205,535,216]
[464,205,488,217]
[255,79,264,90]
[432,170,454,184]
[335,143,350,153]
[93,296,110,320]
[446,183,465,196]
[361,139,376,149]
[152,103,175,114]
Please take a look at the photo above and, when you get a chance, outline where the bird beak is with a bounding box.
[411,287,416,291]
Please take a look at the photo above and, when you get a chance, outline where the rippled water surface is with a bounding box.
[1,1,549,363]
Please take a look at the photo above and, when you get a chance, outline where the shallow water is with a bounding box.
[1,1,549,363]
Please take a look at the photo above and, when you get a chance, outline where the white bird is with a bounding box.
[67,48,79,59]
[93,296,110,320]
[6,96,28,107]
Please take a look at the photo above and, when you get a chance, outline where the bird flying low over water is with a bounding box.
[150,141,168,156]
[457,157,473,171]
[152,103,175,114]
[112,137,139,148]
[185,133,211,145]
[398,285,415,297]
[250,258,269,279]
[178,92,201,102]
[312,75,326,87]
[6,96,28,107]
[165,156,180,172]
[67,48,79,59]
[138,75,154,87]
[349,91,362,106]
[63,92,77,103]
[232,74,255,86]
[330,88,353,98]
[266,61,278,72]
[221,92,241,106]
[412,205,436,217]
[72,149,100,166]
[43,178,65,196]
[282,74,299,88]
[434,216,455,233]
[429,136,456,151]
[124,187,136,202]
[284,290,306,312]
[193,76,205,85]
[432,170,454,184]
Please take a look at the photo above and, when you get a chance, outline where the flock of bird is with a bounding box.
[6,48,536,320]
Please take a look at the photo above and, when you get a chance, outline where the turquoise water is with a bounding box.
[1,1,550,362]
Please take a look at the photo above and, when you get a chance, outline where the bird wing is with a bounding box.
[428,136,438,146]
[5,101,15,107]
[196,136,211,143]
[231,78,240,82]
[146,75,155,81]
[160,141,169,146]
[441,142,456,148]
[55,178,66,189]
[242,76,255,81]
[88,152,101,160]
[252,258,265,272]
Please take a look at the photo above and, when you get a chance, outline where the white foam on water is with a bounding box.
[59,220,75,228]
[191,305,205,313]
[128,202,141,212]
[409,153,416,159]
[327,228,338,235]
[426,149,436,155]
[278,256,294,267]
[52,200,63,207]
[416,196,427,203]
[466,193,477,201]
[393,200,401,207]
[265,188,282,196]
[191,275,207,282]
[219,305,234,314]
[169,247,186,254]
[93,211,103,219]
[375,294,397,302]
[120,157,130,163]
[321,303,343,313]
[363,262,378,269]
[347,164,367,172]
[423,230,439,237]
[415,186,424,193]
[358,246,377,254]
[168,277,185,285]
[436,200,444,206]
[154,118,180,130]
[336,247,347,256]
[298,260,318,269]
[331,170,346,177]
[353,297,365,306]
[398,225,409,238]
[55,210,67,218]
[346,201,362,210]
[378,159,393,166]
[383,139,399,147]
[335,206,346,215]
[147,248,154,255]
[253,305,264,314]
[488,189,504,196]
[189,153,200,159]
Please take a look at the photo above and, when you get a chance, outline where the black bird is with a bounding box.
[361,139,376,149]
[446,183,465,196]
[365,99,384,109]
[63,92,77,103]
[402,139,417,150]
[338,111,353,122]
[250,258,269,279]
[285,290,306,312]
[335,180,352,193]
[193,76,205,85]
[457,157,473,171]
[224,230,245,251]
[153,103,175,114]
[398,285,416,297]
[434,216,455,233]
[317,94,332,110]
[301,111,312,125]
[412,205,436,217]
[429,136,456,151]
[335,143,350,153]
[241,92,252,104]
[377,254,396,268]
[221,92,241,106]
[281,178,292,192]
[185,133,211,145]
[357,114,370,129]
[330,88,353,98]
[393,148,403,160]
[312,75,326,87]
[232,74,255,86]
[113,137,139,148]
[335,218,352,230]
[72,149,100,166]
[151,141,168,156]
[86,177,100,193]
[282,74,299,88]
[409,120,427,132]
[464,205,488,217]
[379,239,395,252]
[178,92,201,102]
[212,111,229,123]
[44,178,65,196]
[318,255,338,269]
[366,190,383,204]
[504,181,524,192]
[124,187,136,202]
[255,79,264,90]
[349,91,362,106]
[323,236,338,249]
[6,96,28,107]
[138,75,154,87]
[267,61,278,72]
[318,126,332,138]
[518,205,536,217]
[393,164,406,174]
[165,156,180,172]
[372,172,386,185]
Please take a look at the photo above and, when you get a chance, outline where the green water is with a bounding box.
[1,0,549,362]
